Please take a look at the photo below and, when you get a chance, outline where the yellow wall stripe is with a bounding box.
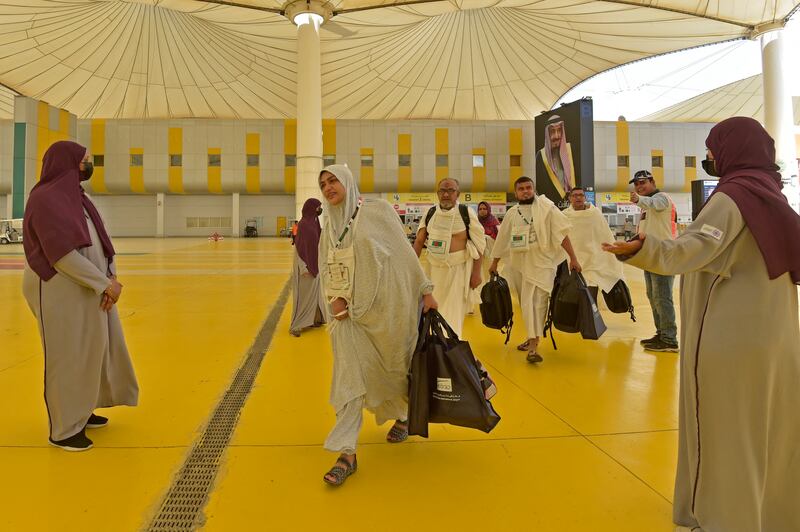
[130,148,145,193]
[168,127,184,194]
[651,149,664,188]
[58,110,69,142]
[683,156,697,192]
[398,133,412,193]
[90,119,107,193]
[208,147,222,194]
[435,128,448,182]
[360,147,374,193]
[284,119,296,194]
[36,101,49,181]
[508,128,522,192]
[472,148,486,192]
[616,120,630,190]
[246,132,260,194]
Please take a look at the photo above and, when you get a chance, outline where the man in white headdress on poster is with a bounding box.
[537,115,576,202]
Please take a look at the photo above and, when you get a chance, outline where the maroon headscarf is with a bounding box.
[706,117,800,284]
[23,141,115,281]
[477,201,499,239]
[295,197,322,277]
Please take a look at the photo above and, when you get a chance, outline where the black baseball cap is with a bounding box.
[629,170,653,184]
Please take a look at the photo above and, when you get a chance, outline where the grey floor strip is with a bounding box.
[147,279,291,531]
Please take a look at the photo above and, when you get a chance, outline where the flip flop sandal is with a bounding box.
[517,340,530,351]
[386,420,409,443]
[526,351,543,364]
[323,456,357,486]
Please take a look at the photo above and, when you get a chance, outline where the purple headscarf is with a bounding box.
[295,198,322,276]
[706,117,800,284]
[23,141,115,281]
[477,201,499,239]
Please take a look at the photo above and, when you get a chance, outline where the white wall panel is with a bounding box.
[166,195,232,236]
[240,195,295,237]
[89,195,157,237]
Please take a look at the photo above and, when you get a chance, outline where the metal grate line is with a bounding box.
[146,279,291,531]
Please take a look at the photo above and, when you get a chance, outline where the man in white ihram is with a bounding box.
[414,178,485,337]
[489,176,581,364]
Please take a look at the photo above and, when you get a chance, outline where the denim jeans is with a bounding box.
[643,271,677,344]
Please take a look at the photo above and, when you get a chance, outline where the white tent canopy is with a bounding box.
[642,74,800,125]
[0,0,798,120]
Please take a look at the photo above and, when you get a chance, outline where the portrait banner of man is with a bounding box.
[535,98,595,208]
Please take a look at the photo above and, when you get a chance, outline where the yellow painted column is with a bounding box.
[616,120,631,190]
[246,133,260,194]
[208,148,222,194]
[398,133,412,192]
[58,110,69,142]
[435,128,449,183]
[322,119,336,167]
[360,148,374,193]
[651,149,664,188]
[130,148,145,193]
[683,156,697,192]
[284,120,296,194]
[509,128,522,192]
[168,127,184,194]
[472,148,486,192]
[90,120,107,193]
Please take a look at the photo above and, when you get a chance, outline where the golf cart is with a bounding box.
[0,219,23,245]
[244,219,258,238]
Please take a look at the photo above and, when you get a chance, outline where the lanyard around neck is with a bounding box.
[518,206,532,225]
[335,199,362,248]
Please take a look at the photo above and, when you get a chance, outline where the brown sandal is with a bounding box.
[517,340,530,351]
[323,455,357,486]
[386,420,408,443]
[526,351,543,363]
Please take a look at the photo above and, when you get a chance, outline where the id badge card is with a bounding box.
[428,238,447,255]
[327,263,350,289]
[510,226,529,250]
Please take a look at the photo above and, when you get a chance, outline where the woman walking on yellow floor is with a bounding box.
[289,197,326,336]
[318,165,437,486]
[604,117,800,532]
[22,141,139,452]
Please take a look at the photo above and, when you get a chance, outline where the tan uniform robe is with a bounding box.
[22,209,138,441]
[289,252,325,334]
[626,192,799,532]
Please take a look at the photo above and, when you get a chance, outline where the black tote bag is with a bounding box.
[577,272,607,340]
[408,311,500,436]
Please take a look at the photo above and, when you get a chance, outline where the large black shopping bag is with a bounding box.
[577,272,607,340]
[408,312,433,437]
[426,311,500,433]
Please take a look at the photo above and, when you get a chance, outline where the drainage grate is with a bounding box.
[147,280,291,531]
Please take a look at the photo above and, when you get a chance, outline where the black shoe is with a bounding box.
[49,430,93,452]
[86,413,108,429]
[643,339,679,352]
[640,334,660,346]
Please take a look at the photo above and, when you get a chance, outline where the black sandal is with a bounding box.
[517,340,530,351]
[386,420,408,443]
[323,455,357,486]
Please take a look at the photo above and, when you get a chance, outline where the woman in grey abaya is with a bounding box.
[289,197,325,336]
[22,141,138,452]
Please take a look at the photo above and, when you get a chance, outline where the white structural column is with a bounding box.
[232,192,240,237]
[293,9,326,220]
[760,27,800,212]
[5,194,11,219]
[156,193,165,237]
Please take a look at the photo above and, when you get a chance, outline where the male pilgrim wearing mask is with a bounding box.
[414,178,485,337]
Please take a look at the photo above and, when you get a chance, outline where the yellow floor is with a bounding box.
[0,238,680,531]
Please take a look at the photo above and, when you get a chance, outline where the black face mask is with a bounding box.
[701,158,718,177]
[316,207,323,216]
[80,161,94,181]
